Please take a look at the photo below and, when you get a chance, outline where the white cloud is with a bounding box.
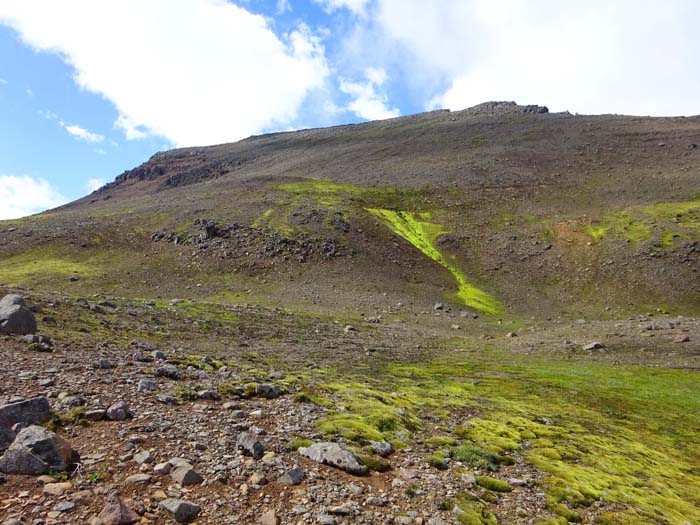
[0,175,67,220]
[0,78,7,85]
[316,0,371,15]
[0,0,329,147]
[371,0,700,116]
[86,177,105,191]
[61,122,104,143]
[25,87,33,97]
[276,0,292,15]
[340,67,399,120]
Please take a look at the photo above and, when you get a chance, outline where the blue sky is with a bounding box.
[1,0,699,219]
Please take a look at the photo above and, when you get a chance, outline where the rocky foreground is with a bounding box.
[0,293,556,525]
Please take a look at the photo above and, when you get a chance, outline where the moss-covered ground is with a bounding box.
[295,346,700,524]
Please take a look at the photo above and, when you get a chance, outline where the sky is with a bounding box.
[0,0,699,219]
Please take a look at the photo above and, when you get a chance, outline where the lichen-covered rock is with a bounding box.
[299,442,368,476]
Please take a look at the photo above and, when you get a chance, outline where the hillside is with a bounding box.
[1,102,700,525]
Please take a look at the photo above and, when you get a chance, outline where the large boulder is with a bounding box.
[298,442,368,476]
[0,425,78,475]
[0,295,37,335]
[0,397,51,452]
[0,295,26,309]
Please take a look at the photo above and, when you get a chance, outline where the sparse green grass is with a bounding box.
[0,248,102,286]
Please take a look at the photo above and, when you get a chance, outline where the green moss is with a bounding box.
[427,451,449,470]
[0,248,101,286]
[294,390,335,408]
[454,493,499,525]
[172,385,199,401]
[426,436,457,448]
[366,208,502,315]
[584,199,700,245]
[551,503,582,523]
[285,437,313,451]
[475,476,512,492]
[450,441,501,471]
[358,454,392,472]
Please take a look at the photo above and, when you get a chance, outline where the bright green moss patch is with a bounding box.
[285,437,313,451]
[426,436,457,448]
[454,493,499,525]
[306,352,700,524]
[584,199,700,245]
[358,453,392,472]
[476,476,512,492]
[449,442,501,471]
[366,208,502,315]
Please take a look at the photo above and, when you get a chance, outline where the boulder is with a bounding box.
[0,296,37,335]
[0,396,51,452]
[0,425,77,474]
[298,442,368,476]
[0,294,25,309]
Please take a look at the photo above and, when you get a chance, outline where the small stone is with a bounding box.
[260,510,280,525]
[249,472,266,485]
[196,390,221,401]
[279,467,305,485]
[42,481,72,496]
[156,394,179,405]
[170,466,204,486]
[96,493,139,525]
[53,501,76,513]
[156,365,182,380]
[84,409,107,422]
[97,359,112,369]
[367,440,393,457]
[255,383,282,399]
[236,432,264,460]
[137,378,158,394]
[268,370,285,380]
[154,462,172,475]
[133,450,154,464]
[159,498,201,523]
[674,335,690,343]
[125,473,151,484]
[582,341,606,351]
[106,401,132,421]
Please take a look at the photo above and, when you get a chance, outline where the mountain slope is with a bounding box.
[2,101,700,319]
